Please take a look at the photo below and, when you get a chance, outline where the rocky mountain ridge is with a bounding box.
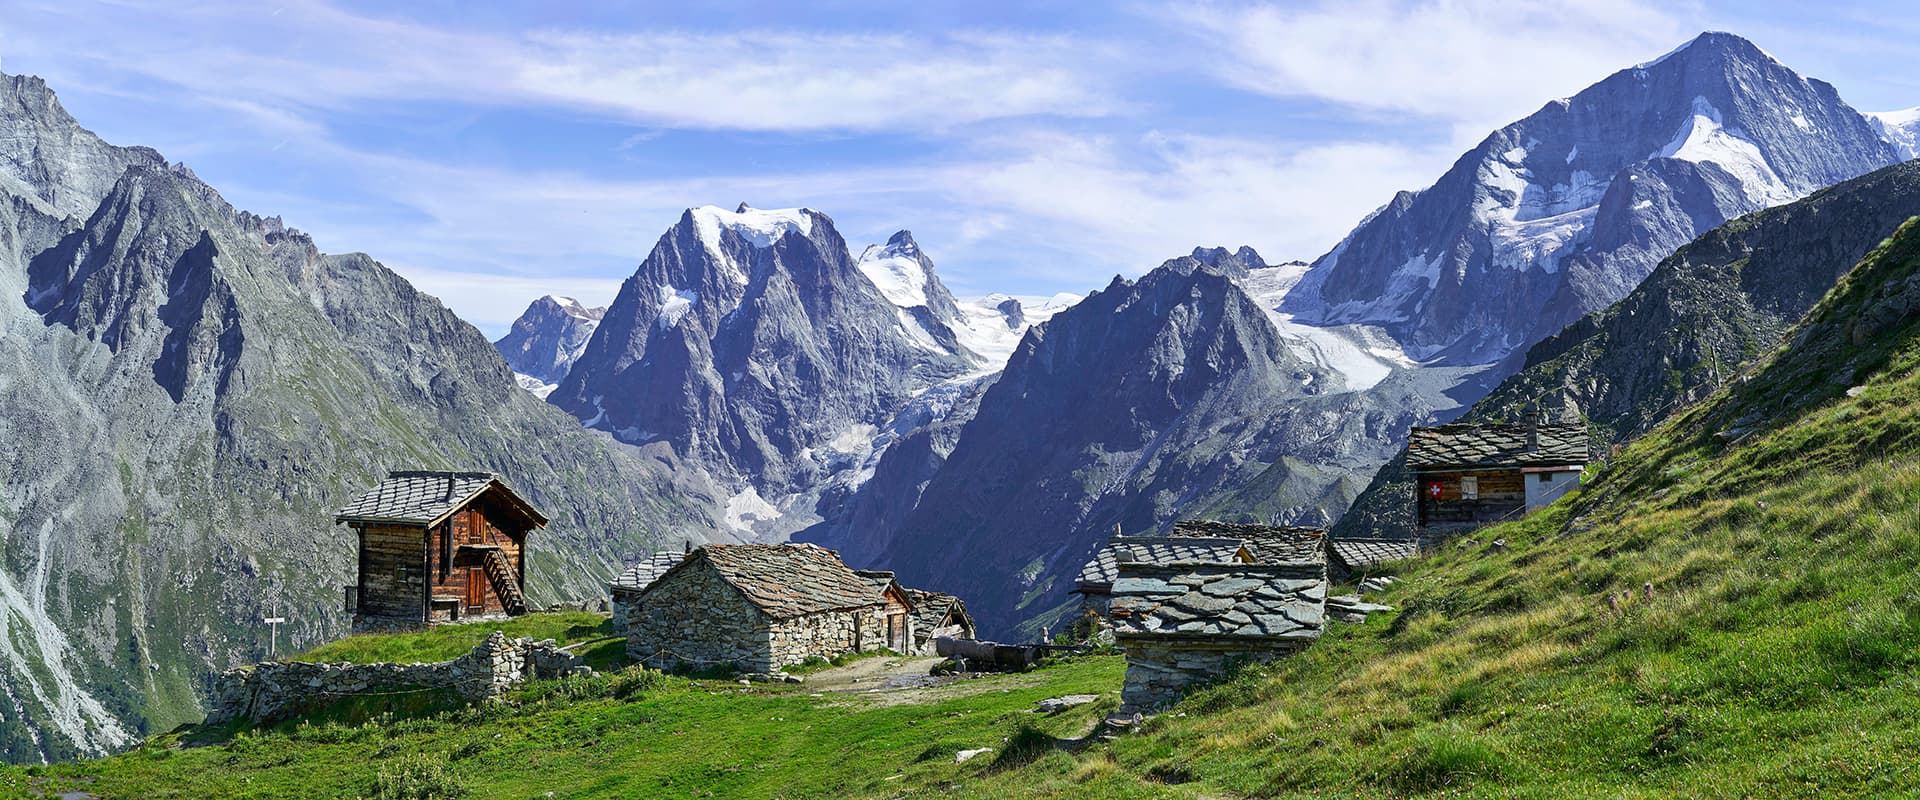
[495,295,607,398]
[1283,31,1900,371]
[0,71,722,763]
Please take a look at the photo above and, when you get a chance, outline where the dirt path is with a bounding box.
[800,655,947,692]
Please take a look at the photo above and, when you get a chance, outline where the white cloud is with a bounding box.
[2,0,1119,133]
[938,130,1457,275]
[1163,0,1694,139]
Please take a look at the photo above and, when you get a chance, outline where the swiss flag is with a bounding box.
[1426,482,1443,499]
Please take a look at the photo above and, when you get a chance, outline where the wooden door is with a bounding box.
[466,567,485,610]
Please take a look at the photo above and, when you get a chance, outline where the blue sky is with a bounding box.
[3,1,1917,337]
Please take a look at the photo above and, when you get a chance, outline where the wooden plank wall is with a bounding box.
[424,498,527,616]
[358,524,429,621]
[1416,469,1526,526]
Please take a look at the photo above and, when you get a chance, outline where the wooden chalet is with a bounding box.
[1407,419,1590,532]
[336,470,547,631]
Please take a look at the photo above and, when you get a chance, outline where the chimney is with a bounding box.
[683,540,692,555]
[1525,406,1541,451]
[444,473,456,501]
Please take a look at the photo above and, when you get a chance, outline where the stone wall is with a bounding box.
[626,563,774,672]
[206,632,584,727]
[768,610,866,669]
[1118,638,1307,712]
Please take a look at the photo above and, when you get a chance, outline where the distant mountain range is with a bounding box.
[0,73,724,762]
[497,31,1915,637]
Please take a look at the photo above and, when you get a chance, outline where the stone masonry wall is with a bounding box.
[1118,638,1305,712]
[768,610,865,669]
[206,632,583,727]
[626,565,774,672]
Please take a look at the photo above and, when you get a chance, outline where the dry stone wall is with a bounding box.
[1119,639,1306,711]
[626,565,774,672]
[206,632,583,726]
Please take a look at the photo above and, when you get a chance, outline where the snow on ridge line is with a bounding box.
[688,205,814,249]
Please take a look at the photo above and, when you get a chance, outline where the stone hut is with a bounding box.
[624,544,903,673]
[1328,538,1420,582]
[1072,536,1252,616]
[336,471,546,631]
[610,549,690,639]
[1110,554,1328,712]
[903,588,976,655]
[1408,417,1590,532]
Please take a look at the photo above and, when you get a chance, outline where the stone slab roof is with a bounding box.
[611,551,688,592]
[904,588,972,634]
[854,569,898,597]
[1330,539,1419,571]
[1074,536,1249,592]
[335,470,548,528]
[1406,423,1590,470]
[1111,561,1327,641]
[1174,520,1327,564]
[671,544,881,620]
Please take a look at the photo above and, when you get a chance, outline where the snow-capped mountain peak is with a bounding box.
[495,295,607,390]
[857,231,936,309]
[1282,30,1900,367]
[1868,107,1920,159]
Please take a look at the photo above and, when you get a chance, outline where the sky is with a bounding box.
[2,1,1917,337]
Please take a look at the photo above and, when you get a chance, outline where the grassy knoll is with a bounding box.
[291,612,621,669]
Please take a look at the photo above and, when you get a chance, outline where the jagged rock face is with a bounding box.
[0,72,720,763]
[1335,160,1920,542]
[1477,160,1920,440]
[1187,245,1266,277]
[852,260,1440,636]
[551,206,976,531]
[1285,32,1901,367]
[494,295,606,387]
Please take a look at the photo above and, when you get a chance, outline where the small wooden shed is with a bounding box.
[1407,420,1590,532]
[336,470,547,631]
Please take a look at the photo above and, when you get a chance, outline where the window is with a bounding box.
[1537,473,1552,484]
[1460,476,1478,500]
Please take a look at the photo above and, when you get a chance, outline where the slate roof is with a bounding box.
[1329,539,1419,571]
[904,589,973,636]
[610,551,688,592]
[1173,520,1327,564]
[335,470,548,528]
[854,569,900,598]
[1073,536,1250,592]
[1406,423,1590,470]
[1110,561,1327,640]
[667,544,883,620]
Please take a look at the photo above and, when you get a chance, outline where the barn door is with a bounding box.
[466,567,485,611]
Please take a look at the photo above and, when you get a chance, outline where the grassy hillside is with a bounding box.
[14,224,1920,797]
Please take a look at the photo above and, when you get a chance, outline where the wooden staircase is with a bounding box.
[483,549,528,615]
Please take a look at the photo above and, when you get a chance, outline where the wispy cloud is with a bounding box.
[1160,0,1694,140]
[3,0,1121,134]
[939,130,1456,274]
